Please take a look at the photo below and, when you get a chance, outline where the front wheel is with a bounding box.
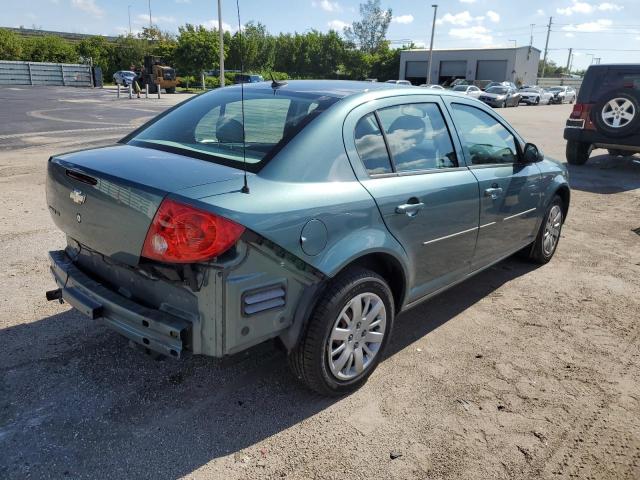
[288,268,394,396]
[523,196,565,264]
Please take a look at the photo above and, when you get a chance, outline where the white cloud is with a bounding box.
[598,2,623,11]
[486,11,500,23]
[393,14,414,25]
[327,19,350,30]
[135,14,177,26]
[312,0,341,12]
[562,19,613,32]
[71,0,104,18]
[536,9,545,16]
[437,11,483,27]
[200,19,234,32]
[565,32,575,37]
[449,25,492,44]
[557,1,623,15]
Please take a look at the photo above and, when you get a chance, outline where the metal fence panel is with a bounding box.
[537,77,582,93]
[0,60,92,87]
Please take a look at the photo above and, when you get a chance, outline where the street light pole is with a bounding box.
[218,0,225,88]
[427,4,438,85]
[128,5,132,35]
[148,0,152,30]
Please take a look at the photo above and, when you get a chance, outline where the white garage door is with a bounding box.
[439,60,467,77]
[476,60,508,81]
[406,61,428,78]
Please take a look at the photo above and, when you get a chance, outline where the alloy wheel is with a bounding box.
[327,292,387,381]
[543,205,562,256]
[602,98,636,128]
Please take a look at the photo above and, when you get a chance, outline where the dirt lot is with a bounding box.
[1,87,639,480]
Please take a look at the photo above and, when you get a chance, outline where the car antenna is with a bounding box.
[270,72,287,90]
[236,0,249,194]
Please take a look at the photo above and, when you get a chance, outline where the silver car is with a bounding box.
[452,85,482,99]
[113,70,136,87]
[519,87,553,105]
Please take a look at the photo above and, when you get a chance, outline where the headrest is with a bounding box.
[388,115,425,133]
[216,118,244,143]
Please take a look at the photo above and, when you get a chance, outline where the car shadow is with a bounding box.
[0,258,538,479]
[568,151,640,194]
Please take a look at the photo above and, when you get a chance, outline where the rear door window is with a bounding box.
[376,103,457,172]
[354,113,393,175]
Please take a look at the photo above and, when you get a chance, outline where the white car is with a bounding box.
[451,84,482,99]
[385,79,412,86]
[113,70,137,87]
[519,87,553,105]
[548,86,577,104]
[419,84,445,90]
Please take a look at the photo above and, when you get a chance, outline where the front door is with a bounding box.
[346,100,480,302]
[447,102,542,268]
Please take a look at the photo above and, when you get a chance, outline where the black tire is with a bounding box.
[165,87,176,94]
[288,267,394,396]
[501,100,507,108]
[593,90,640,138]
[523,195,565,264]
[535,97,540,106]
[147,83,158,94]
[566,140,591,165]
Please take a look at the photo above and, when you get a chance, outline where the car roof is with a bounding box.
[231,79,409,98]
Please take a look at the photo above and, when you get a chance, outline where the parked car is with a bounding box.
[45,80,569,396]
[113,70,136,87]
[479,86,521,108]
[452,84,482,99]
[234,74,265,84]
[548,86,576,104]
[419,84,445,90]
[564,64,640,164]
[385,79,412,85]
[519,87,553,105]
[484,81,518,91]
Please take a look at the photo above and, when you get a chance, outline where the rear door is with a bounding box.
[445,100,543,269]
[343,95,480,302]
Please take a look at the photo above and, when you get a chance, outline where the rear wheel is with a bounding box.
[288,268,394,396]
[593,90,640,138]
[523,196,564,264]
[566,140,591,165]
[501,100,507,108]
[165,87,176,94]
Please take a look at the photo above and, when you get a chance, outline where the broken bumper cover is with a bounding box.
[48,250,191,358]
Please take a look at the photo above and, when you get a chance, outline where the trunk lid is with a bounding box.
[46,144,241,266]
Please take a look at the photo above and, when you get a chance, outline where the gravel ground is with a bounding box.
[0,89,639,480]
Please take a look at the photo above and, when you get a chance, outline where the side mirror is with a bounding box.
[523,143,544,163]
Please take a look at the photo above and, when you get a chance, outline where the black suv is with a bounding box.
[564,64,640,165]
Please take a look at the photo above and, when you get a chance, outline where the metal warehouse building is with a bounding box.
[399,46,541,86]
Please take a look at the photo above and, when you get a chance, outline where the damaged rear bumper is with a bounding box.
[48,250,191,358]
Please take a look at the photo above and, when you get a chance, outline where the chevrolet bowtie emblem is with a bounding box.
[70,189,86,205]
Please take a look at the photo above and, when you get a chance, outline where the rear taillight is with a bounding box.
[570,103,584,119]
[142,198,245,263]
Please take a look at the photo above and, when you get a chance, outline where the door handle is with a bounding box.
[395,202,425,216]
[484,187,503,200]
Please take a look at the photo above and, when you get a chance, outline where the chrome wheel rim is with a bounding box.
[543,205,562,256]
[602,98,636,128]
[327,292,387,381]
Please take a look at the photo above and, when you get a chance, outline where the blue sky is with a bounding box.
[3,0,640,71]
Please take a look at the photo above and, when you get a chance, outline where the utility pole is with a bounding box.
[529,24,534,47]
[427,4,438,84]
[128,4,132,35]
[541,16,552,78]
[218,0,225,88]
[148,0,152,30]
[566,47,572,73]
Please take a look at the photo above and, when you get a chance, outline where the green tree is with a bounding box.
[108,35,146,76]
[23,35,77,63]
[174,24,220,78]
[77,36,111,69]
[228,22,275,72]
[0,28,24,60]
[344,0,392,53]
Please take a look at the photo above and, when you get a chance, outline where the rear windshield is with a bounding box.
[125,87,339,171]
